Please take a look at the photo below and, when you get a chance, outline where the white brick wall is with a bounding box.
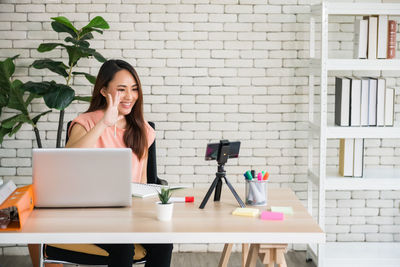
[0,0,399,256]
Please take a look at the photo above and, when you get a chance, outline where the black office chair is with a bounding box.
[146,121,167,186]
[41,121,167,266]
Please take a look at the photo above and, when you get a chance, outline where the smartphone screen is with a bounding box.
[204,141,240,160]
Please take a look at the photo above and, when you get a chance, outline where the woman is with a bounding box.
[30,59,173,267]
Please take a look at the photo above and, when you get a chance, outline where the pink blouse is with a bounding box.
[68,110,155,183]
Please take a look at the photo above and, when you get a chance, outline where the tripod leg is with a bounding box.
[214,178,222,201]
[224,177,246,208]
[199,177,219,209]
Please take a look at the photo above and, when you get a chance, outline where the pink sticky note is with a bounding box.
[260,211,284,221]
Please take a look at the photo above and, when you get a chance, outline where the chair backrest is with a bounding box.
[146,121,159,184]
[65,121,162,185]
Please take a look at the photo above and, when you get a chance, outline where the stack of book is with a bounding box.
[339,139,364,177]
[335,77,394,127]
[354,16,397,59]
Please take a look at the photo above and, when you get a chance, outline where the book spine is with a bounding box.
[360,78,370,126]
[335,77,342,126]
[376,78,386,126]
[387,20,397,59]
[339,139,354,177]
[350,78,361,126]
[367,16,378,60]
[377,16,388,59]
[354,20,368,59]
[335,77,350,126]
[353,138,364,178]
[368,78,377,126]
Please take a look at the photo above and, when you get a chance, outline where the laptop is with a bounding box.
[32,148,132,208]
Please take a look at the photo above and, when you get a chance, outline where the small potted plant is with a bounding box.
[156,187,174,221]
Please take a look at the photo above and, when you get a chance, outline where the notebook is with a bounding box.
[131,183,187,198]
[33,148,132,208]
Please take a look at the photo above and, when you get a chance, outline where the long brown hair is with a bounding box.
[87,59,147,159]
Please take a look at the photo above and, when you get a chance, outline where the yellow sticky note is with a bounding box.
[232,208,259,217]
[271,206,293,215]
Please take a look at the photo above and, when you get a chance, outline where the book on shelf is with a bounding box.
[353,17,397,60]
[388,20,397,59]
[350,77,361,126]
[377,16,388,59]
[376,78,386,126]
[368,77,377,126]
[364,16,378,60]
[360,77,370,126]
[385,88,395,126]
[339,139,364,178]
[353,139,364,178]
[354,19,368,59]
[335,77,393,128]
[335,77,351,126]
[339,139,354,176]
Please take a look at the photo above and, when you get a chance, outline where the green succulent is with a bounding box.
[158,187,172,205]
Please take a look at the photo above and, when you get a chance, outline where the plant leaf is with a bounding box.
[51,21,77,38]
[0,90,8,109]
[0,126,12,144]
[0,55,18,78]
[73,95,92,102]
[64,37,90,48]
[80,32,94,41]
[37,43,66,53]
[0,55,19,93]
[32,110,52,125]
[66,46,85,66]
[92,51,107,63]
[43,83,75,110]
[51,16,78,34]
[84,16,110,30]
[9,122,23,136]
[79,27,103,39]
[72,71,96,84]
[21,81,52,95]
[8,80,28,115]
[31,59,69,77]
[2,114,31,129]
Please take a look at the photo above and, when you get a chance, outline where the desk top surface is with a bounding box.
[1,188,325,244]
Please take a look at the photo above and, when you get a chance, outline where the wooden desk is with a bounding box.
[0,188,324,266]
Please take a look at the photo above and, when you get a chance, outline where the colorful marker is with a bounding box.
[169,197,194,203]
[245,171,253,180]
[257,172,262,181]
[263,172,269,180]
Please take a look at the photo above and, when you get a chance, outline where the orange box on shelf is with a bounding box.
[0,185,34,231]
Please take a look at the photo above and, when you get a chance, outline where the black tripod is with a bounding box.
[199,163,245,209]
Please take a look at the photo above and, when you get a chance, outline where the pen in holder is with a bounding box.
[245,179,267,206]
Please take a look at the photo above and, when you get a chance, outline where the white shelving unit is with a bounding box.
[308,2,400,267]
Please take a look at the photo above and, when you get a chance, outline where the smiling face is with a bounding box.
[100,69,139,116]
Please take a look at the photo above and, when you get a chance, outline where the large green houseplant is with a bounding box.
[0,55,51,147]
[0,16,109,148]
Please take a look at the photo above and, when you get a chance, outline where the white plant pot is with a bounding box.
[156,202,174,221]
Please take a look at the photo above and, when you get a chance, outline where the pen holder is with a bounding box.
[245,180,267,206]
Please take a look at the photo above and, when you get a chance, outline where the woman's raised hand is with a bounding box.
[101,91,123,127]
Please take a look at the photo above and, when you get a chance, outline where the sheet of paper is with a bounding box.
[270,206,293,215]
[260,211,284,221]
[232,208,259,217]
